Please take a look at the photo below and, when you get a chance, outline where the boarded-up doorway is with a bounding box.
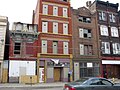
[54,67,61,82]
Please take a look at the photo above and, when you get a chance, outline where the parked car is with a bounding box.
[63,77,120,90]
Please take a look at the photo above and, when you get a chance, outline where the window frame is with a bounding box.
[99,11,106,21]
[101,42,110,54]
[41,40,47,53]
[100,25,109,36]
[43,4,48,15]
[111,27,119,37]
[112,43,120,54]
[53,6,58,16]
[42,21,48,33]
[63,23,68,35]
[63,7,68,17]
[14,42,21,54]
[53,22,58,34]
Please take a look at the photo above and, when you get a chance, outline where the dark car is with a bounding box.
[63,77,120,90]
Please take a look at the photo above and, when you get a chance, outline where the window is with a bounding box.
[101,42,110,54]
[63,8,68,17]
[42,22,48,33]
[80,62,100,78]
[80,44,93,55]
[53,22,58,34]
[42,40,47,53]
[101,79,113,86]
[99,11,106,21]
[109,14,116,23]
[78,16,91,23]
[79,28,92,38]
[100,25,108,36]
[63,23,68,35]
[16,23,22,31]
[28,25,33,32]
[63,42,68,54]
[14,43,21,54]
[112,43,120,54]
[53,6,58,16]
[53,41,58,54]
[111,27,119,37]
[43,4,48,15]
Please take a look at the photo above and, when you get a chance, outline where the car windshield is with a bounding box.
[81,78,113,86]
[74,78,89,84]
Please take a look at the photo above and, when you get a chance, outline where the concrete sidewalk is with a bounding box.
[0,82,66,88]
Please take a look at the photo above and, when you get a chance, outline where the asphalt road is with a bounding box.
[0,87,63,90]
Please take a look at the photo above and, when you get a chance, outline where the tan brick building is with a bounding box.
[71,6,100,80]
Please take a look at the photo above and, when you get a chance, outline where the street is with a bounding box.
[0,87,63,90]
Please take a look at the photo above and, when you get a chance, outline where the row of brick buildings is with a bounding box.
[1,0,120,83]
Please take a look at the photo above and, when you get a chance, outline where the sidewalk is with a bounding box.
[0,82,66,88]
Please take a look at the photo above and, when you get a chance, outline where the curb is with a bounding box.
[0,83,65,88]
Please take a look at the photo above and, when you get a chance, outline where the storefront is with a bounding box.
[73,59,101,81]
[102,60,120,78]
[39,58,70,83]
[37,54,72,83]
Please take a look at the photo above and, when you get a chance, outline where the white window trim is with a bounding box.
[42,40,47,53]
[80,44,84,55]
[53,22,58,34]
[63,42,69,54]
[100,25,108,36]
[112,43,120,54]
[43,4,48,15]
[63,23,68,35]
[101,42,110,54]
[111,27,119,37]
[63,8,68,17]
[53,6,58,16]
[42,22,48,33]
[79,28,83,38]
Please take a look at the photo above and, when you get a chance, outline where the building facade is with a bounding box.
[71,7,100,80]
[0,16,9,83]
[9,22,39,83]
[33,0,72,82]
[89,1,120,78]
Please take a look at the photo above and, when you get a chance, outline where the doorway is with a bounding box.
[54,67,61,82]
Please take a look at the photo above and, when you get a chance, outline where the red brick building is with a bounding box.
[33,0,72,82]
[9,22,39,83]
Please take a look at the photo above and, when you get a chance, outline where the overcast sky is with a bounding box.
[0,0,120,29]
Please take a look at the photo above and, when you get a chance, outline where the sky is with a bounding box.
[0,0,120,29]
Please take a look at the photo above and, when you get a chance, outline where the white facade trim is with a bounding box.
[102,60,120,64]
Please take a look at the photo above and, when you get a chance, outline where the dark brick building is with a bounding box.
[89,0,120,78]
